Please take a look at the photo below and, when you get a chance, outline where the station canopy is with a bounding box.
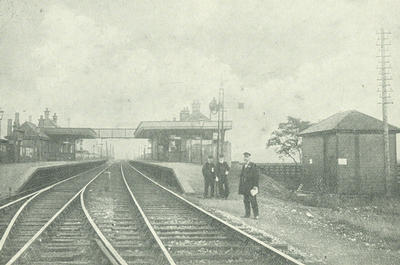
[134,120,233,139]
[42,127,97,139]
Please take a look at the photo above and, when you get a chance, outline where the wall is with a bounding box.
[358,133,397,194]
[390,134,398,193]
[324,134,338,192]
[301,135,324,191]
[303,132,398,195]
[336,133,357,193]
[0,143,9,163]
[129,161,182,192]
[18,160,106,193]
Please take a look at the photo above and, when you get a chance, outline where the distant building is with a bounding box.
[0,139,9,163]
[299,110,399,194]
[135,100,232,164]
[6,108,96,162]
[179,100,209,121]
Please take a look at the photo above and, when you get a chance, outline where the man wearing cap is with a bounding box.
[238,152,259,219]
[216,154,230,199]
[202,155,216,198]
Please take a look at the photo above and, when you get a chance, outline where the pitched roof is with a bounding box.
[19,122,50,140]
[42,119,57,128]
[186,112,210,121]
[299,110,400,135]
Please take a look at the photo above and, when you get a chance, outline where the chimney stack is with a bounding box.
[179,107,190,121]
[53,113,58,125]
[192,100,201,114]
[38,115,44,127]
[44,108,50,120]
[7,119,12,136]
[14,112,20,128]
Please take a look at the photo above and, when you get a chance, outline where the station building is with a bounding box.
[134,101,232,164]
[0,139,9,163]
[300,110,399,194]
[6,108,96,162]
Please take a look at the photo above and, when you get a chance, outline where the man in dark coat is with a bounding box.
[238,152,259,219]
[216,154,230,199]
[202,155,216,198]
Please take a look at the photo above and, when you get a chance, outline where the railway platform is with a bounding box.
[0,160,104,200]
[131,160,199,194]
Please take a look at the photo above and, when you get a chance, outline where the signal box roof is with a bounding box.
[134,120,232,138]
[300,110,400,136]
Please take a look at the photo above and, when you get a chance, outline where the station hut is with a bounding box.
[134,101,232,164]
[299,110,400,194]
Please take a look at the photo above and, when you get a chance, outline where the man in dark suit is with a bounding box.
[216,154,230,199]
[238,152,259,219]
[202,155,216,198]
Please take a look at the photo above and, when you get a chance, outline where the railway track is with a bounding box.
[83,163,175,265]
[0,164,118,265]
[122,162,305,265]
[0,160,306,264]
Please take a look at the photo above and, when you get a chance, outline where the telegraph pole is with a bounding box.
[377,28,393,196]
[220,81,225,156]
[216,81,225,159]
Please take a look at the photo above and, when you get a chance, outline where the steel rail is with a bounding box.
[120,163,177,265]
[127,162,306,265]
[0,192,40,251]
[80,171,129,265]
[0,192,38,211]
[5,166,109,265]
[0,163,107,211]
[0,161,106,210]
[0,164,107,251]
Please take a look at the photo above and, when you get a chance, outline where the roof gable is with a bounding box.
[187,112,210,121]
[19,122,50,139]
[300,110,400,135]
[42,119,57,128]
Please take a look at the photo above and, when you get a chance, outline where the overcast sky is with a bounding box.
[1,0,400,161]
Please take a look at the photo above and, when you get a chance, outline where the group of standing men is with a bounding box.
[202,154,230,199]
[202,152,259,219]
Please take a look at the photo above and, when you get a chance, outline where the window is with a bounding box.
[25,147,33,158]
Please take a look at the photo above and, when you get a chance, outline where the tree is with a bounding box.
[267,116,311,164]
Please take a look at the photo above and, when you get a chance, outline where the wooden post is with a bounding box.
[200,135,203,164]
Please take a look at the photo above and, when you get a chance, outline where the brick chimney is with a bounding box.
[7,119,12,136]
[179,107,190,121]
[38,115,44,127]
[44,108,50,120]
[192,100,201,114]
[13,112,20,128]
[53,113,58,125]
